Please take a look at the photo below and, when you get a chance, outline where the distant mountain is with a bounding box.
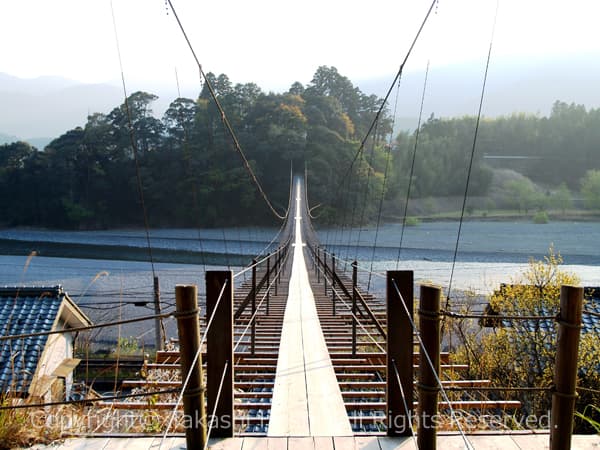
[0,132,54,150]
[356,53,600,126]
[0,73,78,95]
[2,53,599,141]
[0,132,19,145]
[0,74,122,140]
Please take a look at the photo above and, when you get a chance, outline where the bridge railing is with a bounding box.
[233,237,292,322]
[307,244,387,350]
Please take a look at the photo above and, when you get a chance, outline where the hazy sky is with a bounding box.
[1,0,599,92]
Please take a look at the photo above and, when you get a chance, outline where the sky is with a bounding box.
[1,0,599,93]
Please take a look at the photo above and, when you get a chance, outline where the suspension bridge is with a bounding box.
[5,0,597,448]
[41,175,589,450]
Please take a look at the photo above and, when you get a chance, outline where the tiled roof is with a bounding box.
[0,286,64,395]
[495,287,600,334]
[582,289,600,335]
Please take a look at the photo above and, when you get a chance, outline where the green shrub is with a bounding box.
[533,211,549,224]
[405,216,420,227]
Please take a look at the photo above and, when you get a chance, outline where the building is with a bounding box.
[0,286,92,402]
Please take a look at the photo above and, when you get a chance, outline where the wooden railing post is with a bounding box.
[175,285,207,448]
[352,260,358,356]
[317,247,321,282]
[386,271,414,437]
[266,252,271,315]
[324,252,328,294]
[274,249,279,296]
[153,276,164,351]
[418,284,441,450]
[332,254,336,316]
[251,259,257,355]
[550,285,584,450]
[206,271,234,437]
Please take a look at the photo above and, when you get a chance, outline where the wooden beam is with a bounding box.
[206,271,235,438]
[386,270,413,437]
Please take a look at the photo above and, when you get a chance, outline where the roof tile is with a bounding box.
[0,286,64,395]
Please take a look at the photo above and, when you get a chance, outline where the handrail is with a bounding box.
[234,239,290,320]
[353,287,387,339]
[308,243,373,325]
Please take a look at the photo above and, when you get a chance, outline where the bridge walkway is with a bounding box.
[267,179,352,436]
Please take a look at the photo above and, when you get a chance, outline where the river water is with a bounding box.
[0,221,598,344]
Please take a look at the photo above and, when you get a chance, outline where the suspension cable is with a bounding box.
[367,75,403,290]
[204,360,230,449]
[165,0,286,221]
[390,279,474,450]
[447,0,499,307]
[354,123,380,263]
[159,279,228,447]
[233,249,290,351]
[110,0,157,279]
[315,262,385,353]
[328,0,438,267]
[339,0,438,188]
[391,359,419,448]
[396,59,430,268]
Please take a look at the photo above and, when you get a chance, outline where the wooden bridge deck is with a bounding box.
[34,434,600,449]
[268,184,352,436]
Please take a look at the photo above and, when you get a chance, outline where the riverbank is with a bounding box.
[0,237,249,266]
[384,209,600,223]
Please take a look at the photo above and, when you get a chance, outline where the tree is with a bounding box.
[581,169,600,210]
[451,248,600,430]
[504,179,543,213]
[550,182,573,215]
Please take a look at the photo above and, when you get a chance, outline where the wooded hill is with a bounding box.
[0,66,599,229]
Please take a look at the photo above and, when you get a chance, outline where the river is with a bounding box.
[0,221,598,344]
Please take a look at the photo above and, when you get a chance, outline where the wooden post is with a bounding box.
[251,259,257,355]
[352,261,358,356]
[153,276,164,351]
[550,285,584,450]
[417,284,441,450]
[317,247,321,282]
[175,285,207,448]
[332,254,336,316]
[386,271,414,437]
[266,252,271,315]
[206,271,234,438]
[324,252,328,294]
[274,248,279,296]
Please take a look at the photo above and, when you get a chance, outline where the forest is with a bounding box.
[0,66,599,229]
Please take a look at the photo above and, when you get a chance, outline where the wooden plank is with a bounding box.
[460,434,519,450]
[165,437,187,449]
[50,438,111,450]
[100,438,145,450]
[570,435,600,450]
[267,437,288,450]
[208,437,244,450]
[354,436,382,450]
[509,434,550,449]
[289,437,315,450]
[313,436,334,450]
[241,438,270,450]
[332,436,356,449]
[377,437,417,450]
[148,436,186,450]
[268,181,351,437]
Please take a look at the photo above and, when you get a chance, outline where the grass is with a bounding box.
[404,216,420,226]
[395,208,600,222]
[575,405,600,434]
